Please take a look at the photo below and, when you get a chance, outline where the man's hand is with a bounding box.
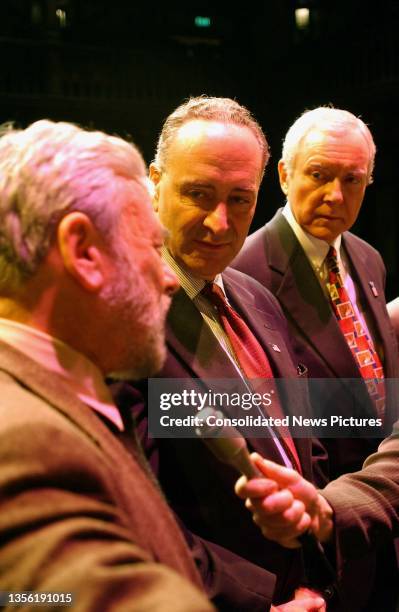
[235,453,334,547]
[271,587,326,611]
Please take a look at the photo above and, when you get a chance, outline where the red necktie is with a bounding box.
[202,282,302,473]
[326,246,385,419]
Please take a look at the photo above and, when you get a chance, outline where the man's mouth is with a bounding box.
[194,240,230,250]
[315,214,341,221]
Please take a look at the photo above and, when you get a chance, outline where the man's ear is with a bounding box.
[149,163,161,212]
[57,212,106,292]
[278,160,289,196]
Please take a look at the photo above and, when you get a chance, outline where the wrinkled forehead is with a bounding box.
[176,119,228,141]
[302,126,371,153]
[164,119,264,183]
[170,119,260,157]
[296,127,372,166]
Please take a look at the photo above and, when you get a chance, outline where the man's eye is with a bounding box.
[311,171,323,180]
[188,190,206,199]
[230,195,250,206]
[346,175,361,185]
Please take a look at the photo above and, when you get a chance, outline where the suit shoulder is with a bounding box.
[0,370,57,425]
[345,231,383,259]
[231,225,272,287]
[243,224,266,250]
[223,266,270,294]
[232,210,285,284]
[232,224,266,268]
[223,267,284,315]
[345,231,386,276]
[0,370,103,457]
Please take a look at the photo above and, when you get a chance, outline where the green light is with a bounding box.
[195,16,211,28]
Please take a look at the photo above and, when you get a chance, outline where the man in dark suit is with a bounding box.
[0,119,215,611]
[233,107,399,479]
[236,427,399,564]
[119,96,328,610]
[236,421,399,611]
[232,106,399,610]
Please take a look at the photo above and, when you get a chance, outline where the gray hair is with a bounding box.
[154,96,270,178]
[0,120,146,292]
[281,107,376,183]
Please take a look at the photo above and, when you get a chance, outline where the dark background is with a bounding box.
[1,0,398,296]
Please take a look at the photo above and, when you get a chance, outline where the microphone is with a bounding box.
[195,407,340,604]
[195,407,263,479]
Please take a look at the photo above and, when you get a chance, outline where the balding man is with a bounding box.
[114,97,329,610]
[0,120,215,611]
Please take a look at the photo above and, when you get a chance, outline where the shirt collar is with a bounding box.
[282,202,342,271]
[162,246,226,299]
[0,318,123,430]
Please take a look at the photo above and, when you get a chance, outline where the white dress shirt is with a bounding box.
[162,247,238,364]
[282,202,378,352]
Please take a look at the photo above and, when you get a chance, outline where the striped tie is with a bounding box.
[202,282,302,473]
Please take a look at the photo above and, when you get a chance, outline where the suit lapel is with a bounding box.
[0,342,203,585]
[166,266,301,382]
[0,342,137,462]
[343,234,392,373]
[222,269,298,379]
[166,283,300,468]
[266,211,361,378]
[222,269,310,469]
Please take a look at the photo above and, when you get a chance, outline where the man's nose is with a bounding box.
[163,262,179,297]
[203,202,229,235]
[325,177,344,204]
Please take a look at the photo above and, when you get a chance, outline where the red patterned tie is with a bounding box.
[202,282,302,473]
[326,246,385,419]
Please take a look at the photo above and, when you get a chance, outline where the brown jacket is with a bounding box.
[0,341,213,611]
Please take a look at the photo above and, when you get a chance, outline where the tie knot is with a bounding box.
[202,282,226,305]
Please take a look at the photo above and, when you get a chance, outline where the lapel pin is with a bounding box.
[270,343,281,352]
[297,363,308,376]
[369,281,379,298]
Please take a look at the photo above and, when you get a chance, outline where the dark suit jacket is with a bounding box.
[323,422,399,611]
[232,209,399,611]
[0,341,214,612]
[233,208,399,478]
[323,420,399,552]
[127,267,329,607]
